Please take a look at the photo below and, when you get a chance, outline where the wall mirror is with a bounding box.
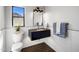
[12,6,25,27]
[33,7,44,27]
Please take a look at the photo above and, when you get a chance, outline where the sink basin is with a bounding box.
[36,28,45,31]
[29,28,48,32]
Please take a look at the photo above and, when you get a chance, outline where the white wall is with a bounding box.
[44,6,79,52]
[0,7,5,29]
[0,6,5,52]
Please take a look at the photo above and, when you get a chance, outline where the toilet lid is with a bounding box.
[12,42,23,50]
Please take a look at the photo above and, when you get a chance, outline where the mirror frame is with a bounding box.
[33,9,44,27]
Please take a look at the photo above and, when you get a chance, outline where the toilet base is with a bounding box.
[11,42,23,52]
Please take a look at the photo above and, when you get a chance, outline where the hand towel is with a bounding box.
[56,22,61,34]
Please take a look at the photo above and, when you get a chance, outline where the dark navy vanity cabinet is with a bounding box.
[29,29,50,40]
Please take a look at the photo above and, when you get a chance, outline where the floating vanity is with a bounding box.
[29,28,51,40]
[28,7,51,41]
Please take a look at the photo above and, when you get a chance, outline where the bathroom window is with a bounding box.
[12,6,25,27]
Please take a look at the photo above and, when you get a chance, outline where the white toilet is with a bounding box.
[11,30,24,52]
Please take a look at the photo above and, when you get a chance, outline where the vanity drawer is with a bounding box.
[29,29,51,40]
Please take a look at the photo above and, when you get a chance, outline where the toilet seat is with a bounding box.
[11,42,23,52]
